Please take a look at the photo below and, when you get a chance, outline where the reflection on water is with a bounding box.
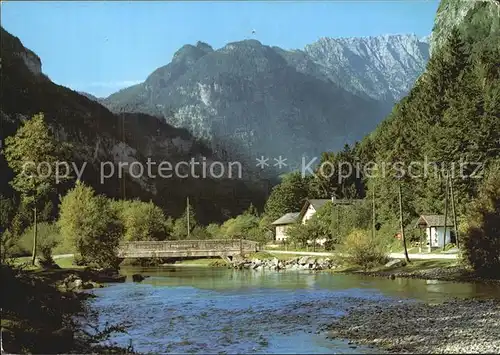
[120,266,500,302]
[88,266,500,354]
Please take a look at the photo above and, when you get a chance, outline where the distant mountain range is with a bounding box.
[101,34,429,167]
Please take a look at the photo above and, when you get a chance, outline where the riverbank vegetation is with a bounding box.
[0,263,135,354]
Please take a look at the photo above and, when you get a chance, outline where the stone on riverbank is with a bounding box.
[60,274,84,291]
[227,256,338,271]
[89,268,126,283]
[132,274,146,282]
[384,259,405,268]
[58,274,105,290]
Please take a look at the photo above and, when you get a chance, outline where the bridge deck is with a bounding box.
[117,239,260,258]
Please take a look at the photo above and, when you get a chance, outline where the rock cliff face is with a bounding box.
[0,27,267,222]
[103,35,429,167]
[430,0,500,54]
[303,34,429,101]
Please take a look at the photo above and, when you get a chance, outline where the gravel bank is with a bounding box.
[327,298,500,353]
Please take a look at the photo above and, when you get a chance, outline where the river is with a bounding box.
[87,266,500,354]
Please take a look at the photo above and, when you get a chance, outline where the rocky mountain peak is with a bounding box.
[1,27,43,76]
[221,39,265,52]
[172,44,210,64]
[195,41,214,53]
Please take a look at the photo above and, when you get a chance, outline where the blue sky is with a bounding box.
[2,1,440,98]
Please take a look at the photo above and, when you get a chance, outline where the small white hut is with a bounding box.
[415,214,454,249]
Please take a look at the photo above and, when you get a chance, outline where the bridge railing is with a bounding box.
[117,239,260,253]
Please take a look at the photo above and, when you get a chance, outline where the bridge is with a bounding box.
[116,239,261,258]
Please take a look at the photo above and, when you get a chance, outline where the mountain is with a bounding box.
[0,27,268,223]
[77,91,103,103]
[103,35,429,168]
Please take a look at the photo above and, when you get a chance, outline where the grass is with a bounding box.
[10,255,83,270]
[332,258,459,274]
[245,251,276,259]
[10,256,39,271]
[54,255,84,269]
[397,259,458,271]
[393,243,459,254]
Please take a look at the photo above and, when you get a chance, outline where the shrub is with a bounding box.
[246,225,271,244]
[0,194,16,234]
[112,200,167,241]
[171,204,197,239]
[0,230,18,263]
[323,238,336,251]
[341,229,388,270]
[219,213,259,239]
[206,223,221,239]
[313,201,372,243]
[462,164,500,277]
[58,182,122,268]
[15,222,61,261]
[287,218,325,248]
[191,225,211,239]
[286,222,309,247]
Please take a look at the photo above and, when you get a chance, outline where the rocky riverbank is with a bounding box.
[50,267,127,291]
[327,298,500,353]
[347,260,500,285]
[229,255,339,271]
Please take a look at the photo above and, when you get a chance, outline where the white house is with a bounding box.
[271,212,300,242]
[298,199,364,245]
[415,214,454,249]
[271,198,363,245]
[299,199,331,224]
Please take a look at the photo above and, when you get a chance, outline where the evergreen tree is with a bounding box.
[463,164,500,276]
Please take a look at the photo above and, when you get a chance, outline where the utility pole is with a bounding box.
[443,174,450,251]
[337,204,341,239]
[372,185,376,240]
[186,196,190,239]
[450,177,459,249]
[31,206,37,266]
[122,113,126,200]
[398,182,410,263]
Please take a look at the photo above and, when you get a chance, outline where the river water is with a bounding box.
[88,266,500,354]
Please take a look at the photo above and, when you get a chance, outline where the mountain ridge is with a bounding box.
[102,33,429,168]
